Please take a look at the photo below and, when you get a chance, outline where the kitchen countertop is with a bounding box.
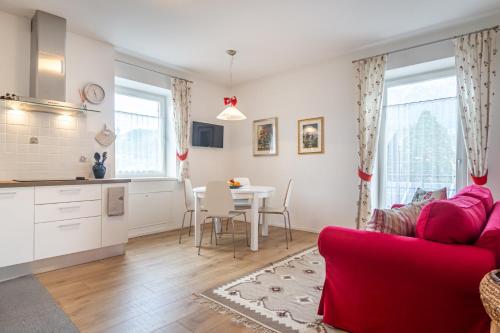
[0,178,131,188]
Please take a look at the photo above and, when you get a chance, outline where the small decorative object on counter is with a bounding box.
[480,269,500,333]
[92,152,107,179]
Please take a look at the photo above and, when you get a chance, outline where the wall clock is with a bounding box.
[83,83,105,105]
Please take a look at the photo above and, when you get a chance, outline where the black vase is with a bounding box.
[92,163,106,179]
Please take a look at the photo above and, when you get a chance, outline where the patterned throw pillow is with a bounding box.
[366,202,428,237]
[411,187,447,203]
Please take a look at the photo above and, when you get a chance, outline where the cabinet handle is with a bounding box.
[59,206,81,210]
[58,222,81,228]
[0,192,17,196]
[59,188,81,193]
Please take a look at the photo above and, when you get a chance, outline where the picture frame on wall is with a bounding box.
[253,117,278,156]
[298,117,324,154]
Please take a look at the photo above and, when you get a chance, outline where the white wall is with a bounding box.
[230,13,500,232]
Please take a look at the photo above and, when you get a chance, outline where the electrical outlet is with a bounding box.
[29,137,39,144]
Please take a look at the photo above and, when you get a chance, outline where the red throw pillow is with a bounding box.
[416,196,487,244]
[456,185,494,214]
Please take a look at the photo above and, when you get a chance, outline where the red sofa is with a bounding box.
[317,198,500,333]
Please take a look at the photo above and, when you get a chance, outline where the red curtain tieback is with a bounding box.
[471,171,488,185]
[176,150,189,161]
[358,169,372,182]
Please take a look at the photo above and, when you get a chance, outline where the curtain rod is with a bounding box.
[114,59,194,83]
[352,25,499,64]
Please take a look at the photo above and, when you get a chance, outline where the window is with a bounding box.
[115,86,170,178]
[377,64,466,208]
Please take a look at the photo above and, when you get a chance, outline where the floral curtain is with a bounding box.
[354,55,387,229]
[454,28,498,185]
[171,78,192,181]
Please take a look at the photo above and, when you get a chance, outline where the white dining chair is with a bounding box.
[233,177,252,210]
[198,181,249,258]
[179,179,198,243]
[258,179,293,249]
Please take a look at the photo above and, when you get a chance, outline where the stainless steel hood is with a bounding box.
[0,10,99,115]
[30,10,67,102]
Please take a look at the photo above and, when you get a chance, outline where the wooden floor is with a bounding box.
[37,223,319,333]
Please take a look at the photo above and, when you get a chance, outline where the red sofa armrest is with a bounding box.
[318,226,495,333]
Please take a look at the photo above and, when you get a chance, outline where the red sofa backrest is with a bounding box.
[476,202,500,267]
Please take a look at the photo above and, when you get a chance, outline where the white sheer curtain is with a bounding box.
[354,55,387,229]
[381,97,459,207]
[454,28,498,185]
[171,78,192,181]
[115,90,166,177]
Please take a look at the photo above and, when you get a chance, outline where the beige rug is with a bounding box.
[197,247,344,333]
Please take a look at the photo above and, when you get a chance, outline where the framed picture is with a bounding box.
[298,117,324,154]
[253,117,278,156]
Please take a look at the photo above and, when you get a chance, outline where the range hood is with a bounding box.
[1,10,99,115]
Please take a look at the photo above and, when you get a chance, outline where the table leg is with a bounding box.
[250,195,259,251]
[194,196,202,246]
[261,198,269,236]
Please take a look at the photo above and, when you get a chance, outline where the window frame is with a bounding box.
[114,85,170,178]
[376,68,467,208]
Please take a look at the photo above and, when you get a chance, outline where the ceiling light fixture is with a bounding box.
[217,50,246,121]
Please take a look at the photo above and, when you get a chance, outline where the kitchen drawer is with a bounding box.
[35,200,101,223]
[34,216,101,260]
[35,184,101,204]
[0,187,34,267]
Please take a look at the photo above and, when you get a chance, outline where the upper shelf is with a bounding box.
[1,98,101,116]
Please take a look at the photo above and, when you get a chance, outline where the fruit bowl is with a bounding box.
[228,179,242,189]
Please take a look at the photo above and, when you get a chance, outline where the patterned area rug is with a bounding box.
[197,247,344,333]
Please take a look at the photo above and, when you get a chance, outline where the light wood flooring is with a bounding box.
[37,223,319,333]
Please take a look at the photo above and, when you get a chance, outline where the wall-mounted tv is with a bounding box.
[192,121,224,148]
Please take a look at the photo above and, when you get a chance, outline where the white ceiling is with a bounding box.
[1,0,499,85]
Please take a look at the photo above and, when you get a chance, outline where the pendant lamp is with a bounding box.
[217,50,246,121]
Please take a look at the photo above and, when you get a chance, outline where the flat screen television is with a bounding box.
[192,121,224,148]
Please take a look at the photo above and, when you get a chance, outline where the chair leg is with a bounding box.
[286,210,293,241]
[210,218,214,245]
[178,211,188,244]
[214,218,218,246]
[244,213,249,247]
[226,218,229,232]
[282,214,288,249]
[230,218,236,258]
[198,218,207,256]
[188,211,193,236]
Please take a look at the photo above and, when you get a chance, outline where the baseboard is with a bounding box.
[128,223,178,238]
[0,244,125,283]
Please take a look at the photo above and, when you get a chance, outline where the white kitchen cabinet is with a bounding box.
[34,216,101,260]
[0,187,35,268]
[101,183,129,247]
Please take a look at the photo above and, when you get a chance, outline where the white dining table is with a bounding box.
[192,185,275,251]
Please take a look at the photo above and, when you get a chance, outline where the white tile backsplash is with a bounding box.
[0,109,94,180]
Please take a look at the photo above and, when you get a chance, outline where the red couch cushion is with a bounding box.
[457,185,494,214]
[416,196,486,244]
[476,202,500,266]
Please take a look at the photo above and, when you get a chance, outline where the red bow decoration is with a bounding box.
[176,150,189,161]
[224,96,238,107]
